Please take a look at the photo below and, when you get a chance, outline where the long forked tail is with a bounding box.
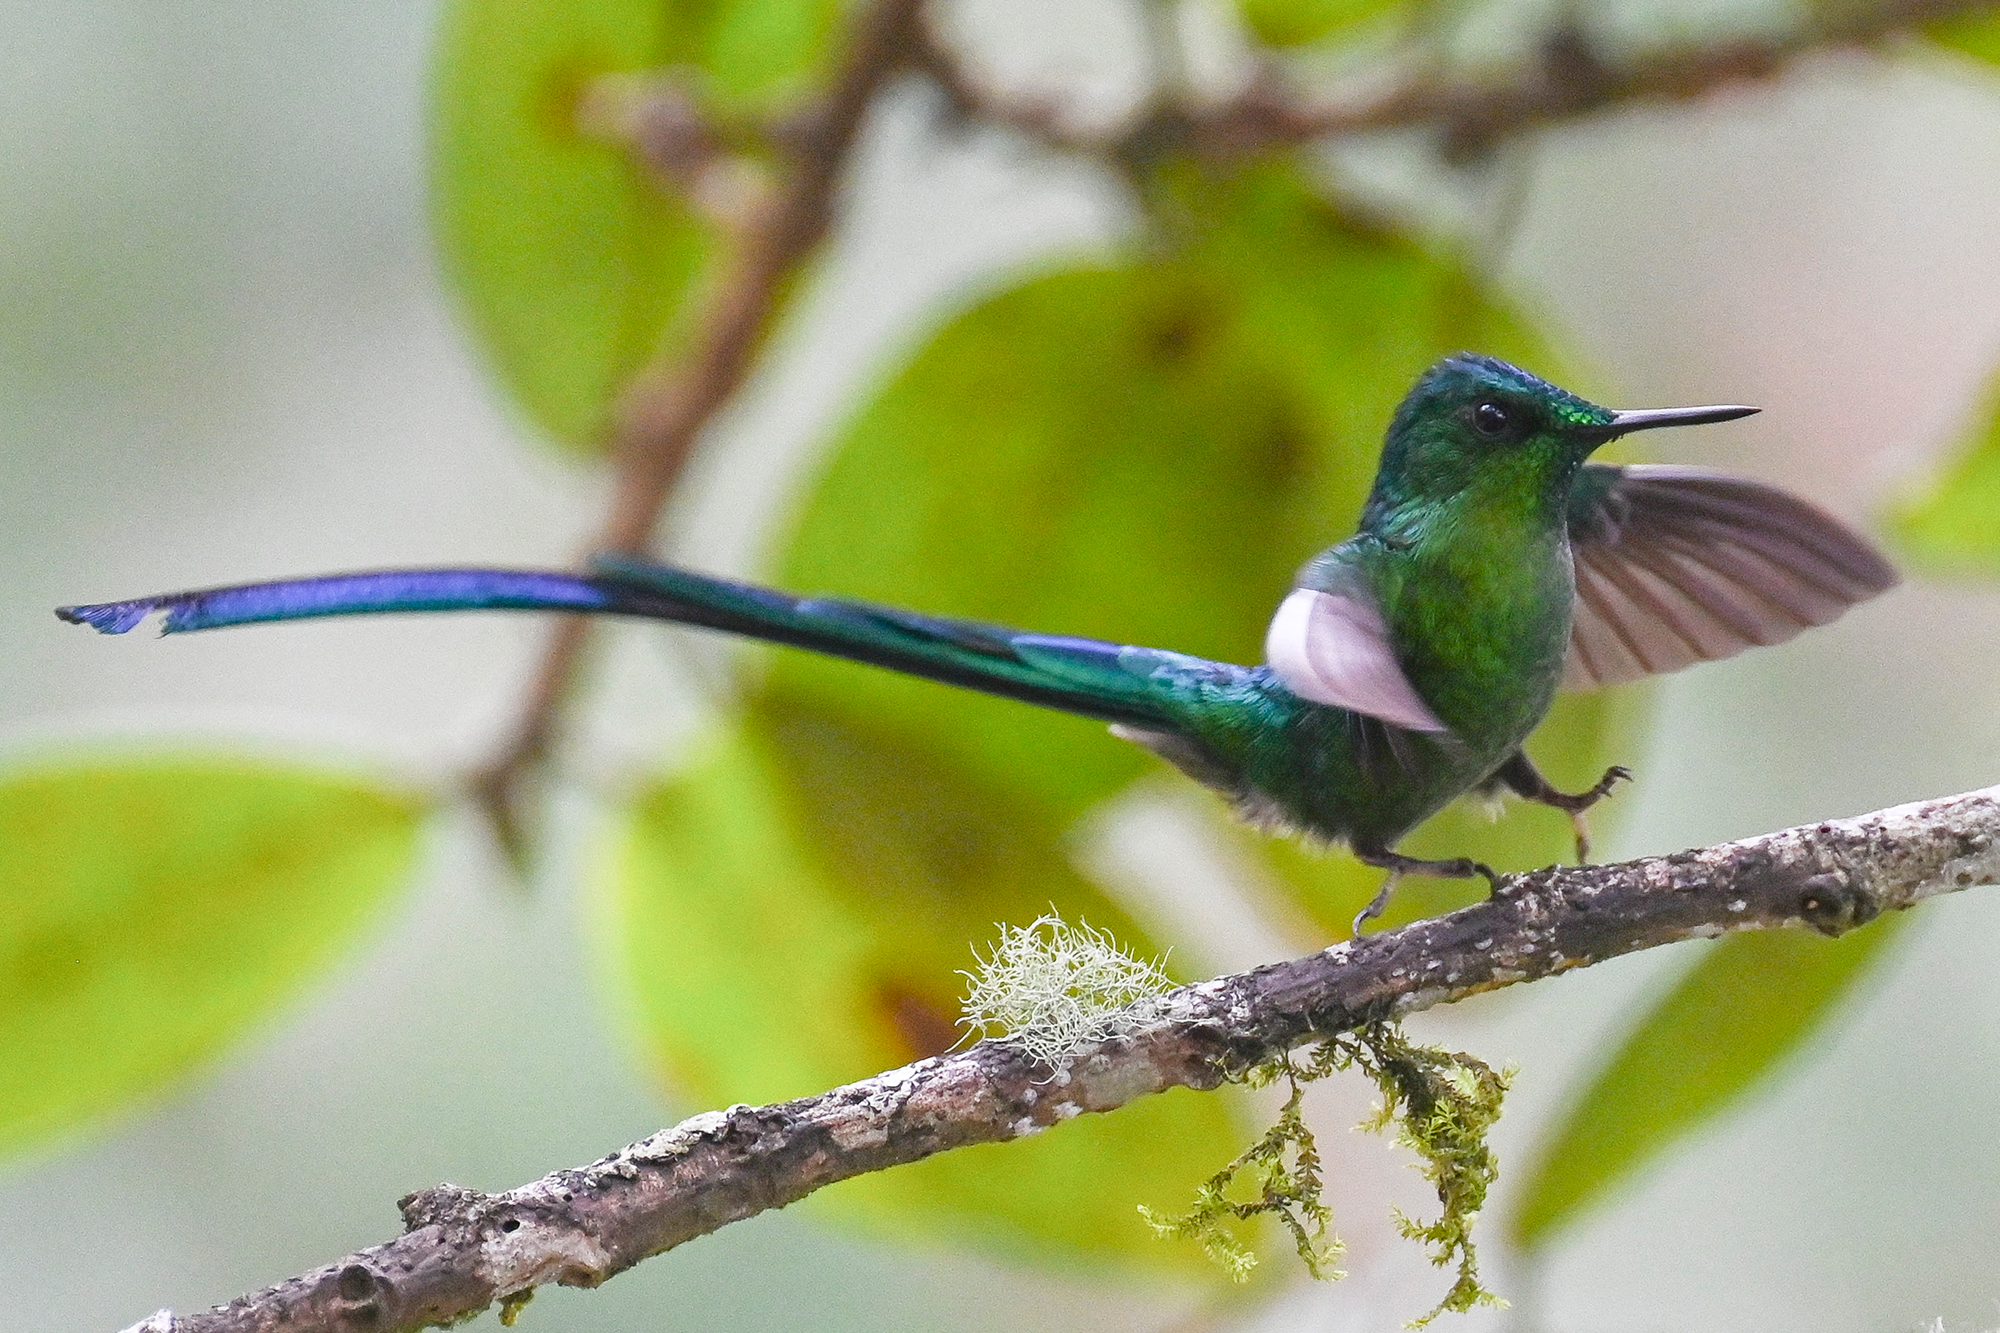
[58,556,1191,729]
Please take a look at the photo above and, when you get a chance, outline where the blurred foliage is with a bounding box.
[1508,916,1908,1249]
[603,692,1250,1271]
[1893,360,2000,574]
[430,0,844,452]
[0,758,423,1156]
[1237,0,1402,47]
[1928,7,2000,63]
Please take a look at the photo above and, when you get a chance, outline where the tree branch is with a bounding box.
[120,783,2000,1333]
[916,0,1999,164]
[468,0,926,856]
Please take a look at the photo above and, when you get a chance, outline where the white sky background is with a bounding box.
[6,0,2000,1329]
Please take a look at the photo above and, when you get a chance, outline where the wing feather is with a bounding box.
[1575,549,1700,679]
[1642,534,1842,627]
[1586,547,1742,664]
[1563,464,1896,690]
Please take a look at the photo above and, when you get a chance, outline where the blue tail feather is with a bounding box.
[58,558,1220,730]
[58,599,157,634]
[57,569,615,635]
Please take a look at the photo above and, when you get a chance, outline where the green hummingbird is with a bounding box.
[59,354,1897,929]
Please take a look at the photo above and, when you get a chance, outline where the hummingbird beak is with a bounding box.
[1579,404,1759,443]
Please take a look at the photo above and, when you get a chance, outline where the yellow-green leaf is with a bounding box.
[601,693,1250,1271]
[1929,9,2000,65]
[0,757,425,1156]
[698,0,845,102]
[428,0,843,451]
[1507,917,1907,1250]
[1238,0,1402,48]
[1893,360,2000,575]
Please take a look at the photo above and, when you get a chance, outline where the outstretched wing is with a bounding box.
[1562,464,1898,690]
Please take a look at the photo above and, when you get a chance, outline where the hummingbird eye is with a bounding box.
[1471,401,1511,436]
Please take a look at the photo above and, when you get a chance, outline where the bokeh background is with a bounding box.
[7,0,2000,1329]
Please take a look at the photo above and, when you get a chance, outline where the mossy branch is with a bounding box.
[120,784,2000,1333]
[1357,1029,1510,1324]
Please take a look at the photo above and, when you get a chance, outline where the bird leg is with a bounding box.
[1491,751,1631,863]
[1349,845,1500,936]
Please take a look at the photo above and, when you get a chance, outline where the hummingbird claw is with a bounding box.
[1350,848,1501,934]
[1434,856,1499,888]
[1592,765,1633,798]
[1496,756,1632,863]
[1570,764,1632,862]
[1352,873,1402,937]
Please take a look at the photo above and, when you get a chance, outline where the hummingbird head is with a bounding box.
[1364,353,1756,526]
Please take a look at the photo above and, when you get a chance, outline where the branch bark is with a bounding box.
[921,0,1997,163]
[121,783,2000,1333]
[468,0,926,853]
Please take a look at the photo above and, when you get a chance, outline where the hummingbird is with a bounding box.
[59,354,1897,930]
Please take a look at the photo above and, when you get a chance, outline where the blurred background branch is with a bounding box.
[917,0,1999,161]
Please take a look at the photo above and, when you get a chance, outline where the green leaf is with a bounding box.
[1893,360,2000,575]
[697,0,845,101]
[0,757,425,1156]
[775,163,1580,835]
[1929,9,2000,65]
[428,0,843,451]
[1507,916,1907,1250]
[602,692,1251,1271]
[1238,0,1402,48]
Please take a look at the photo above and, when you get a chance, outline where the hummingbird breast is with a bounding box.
[1169,524,1578,851]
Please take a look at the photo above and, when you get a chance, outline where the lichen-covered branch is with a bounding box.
[121,784,2000,1333]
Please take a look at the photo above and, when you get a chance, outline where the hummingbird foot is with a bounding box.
[1349,846,1502,935]
[1560,764,1632,862]
[1492,754,1633,863]
[1574,764,1634,805]
[1352,874,1401,937]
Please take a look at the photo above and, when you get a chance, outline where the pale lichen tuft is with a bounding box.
[960,914,1173,1065]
